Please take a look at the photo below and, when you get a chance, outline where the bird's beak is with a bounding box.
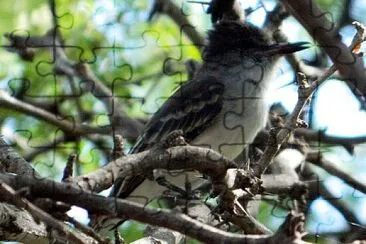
[261,42,311,56]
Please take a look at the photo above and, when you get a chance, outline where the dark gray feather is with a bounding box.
[111,77,224,198]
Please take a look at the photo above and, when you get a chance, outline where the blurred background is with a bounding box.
[1,0,366,243]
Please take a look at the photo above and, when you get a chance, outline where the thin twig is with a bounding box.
[62,153,76,182]
[111,134,125,161]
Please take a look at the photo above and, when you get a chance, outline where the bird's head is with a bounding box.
[203,21,309,64]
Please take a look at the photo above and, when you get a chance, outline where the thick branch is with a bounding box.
[0,173,306,244]
[0,180,94,244]
[70,145,237,193]
[0,203,49,243]
[262,174,306,196]
[0,137,38,177]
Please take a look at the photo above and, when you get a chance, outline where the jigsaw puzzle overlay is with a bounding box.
[0,0,366,243]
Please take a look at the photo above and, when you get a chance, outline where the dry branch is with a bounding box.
[0,180,94,244]
[0,173,307,244]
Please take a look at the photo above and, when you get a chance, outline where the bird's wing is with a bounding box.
[111,77,225,198]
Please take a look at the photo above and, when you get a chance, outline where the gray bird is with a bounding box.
[95,20,309,232]
[111,20,308,198]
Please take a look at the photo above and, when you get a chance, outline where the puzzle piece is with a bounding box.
[1,0,366,243]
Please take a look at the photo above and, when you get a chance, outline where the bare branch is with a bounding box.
[65,215,109,244]
[23,135,67,162]
[0,173,307,244]
[0,180,94,244]
[0,136,38,177]
[0,203,49,242]
[62,153,76,182]
[111,134,125,161]
[307,151,366,195]
[294,128,366,153]
[0,90,111,136]
[69,145,237,193]
[4,32,144,140]
[300,164,362,233]
[150,0,204,48]
[253,22,366,176]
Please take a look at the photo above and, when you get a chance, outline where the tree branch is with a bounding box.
[0,90,111,136]
[252,21,366,176]
[0,180,95,244]
[0,173,307,244]
[0,137,38,177]
[149,0,205,48]
[4,32,144,140]
[294,128,366,154]
[280,0,366,107]
[0,203,49,243]
[69,145,237,193]
[306,151,366,195]
[23,135,68,162]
